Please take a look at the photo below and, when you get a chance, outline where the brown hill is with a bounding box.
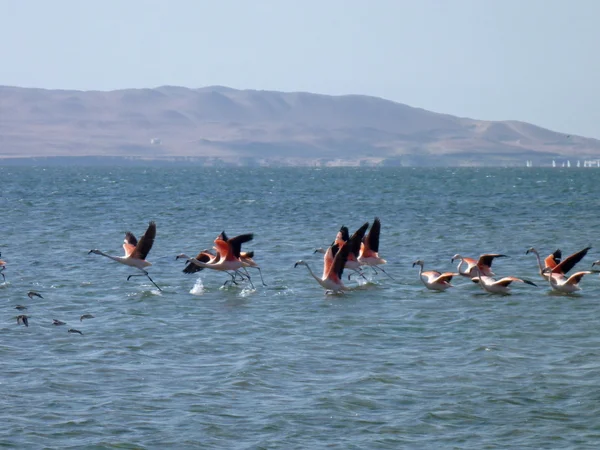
[1,85,598,166]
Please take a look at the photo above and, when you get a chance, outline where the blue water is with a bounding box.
[2,166,600,448]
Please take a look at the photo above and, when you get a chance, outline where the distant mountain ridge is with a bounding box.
[1,85,598,166]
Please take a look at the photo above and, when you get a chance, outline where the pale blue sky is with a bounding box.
[2,0,599,137]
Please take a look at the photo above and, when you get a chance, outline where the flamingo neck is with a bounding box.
[302,263,322,284]
[532,251,544,274]
[97,251,125,264]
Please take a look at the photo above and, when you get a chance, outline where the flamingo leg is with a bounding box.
[369,265,394,280]
[251,267,267,286]
[348,269,367,281]
[223,272,240,287]
[127,271,162,291]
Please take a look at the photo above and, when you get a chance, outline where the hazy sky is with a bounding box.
[2,0,599,138]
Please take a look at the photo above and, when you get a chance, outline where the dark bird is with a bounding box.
[15,305,27,311]
[80,314,95,321]
[27,291,43,299]
[17,315,29,327]
[0,252,6,281]
[68,328,83,335]
[53,319,66,326]
[88,221,161,291]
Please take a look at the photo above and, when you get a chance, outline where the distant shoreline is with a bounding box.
[0,155,593,168]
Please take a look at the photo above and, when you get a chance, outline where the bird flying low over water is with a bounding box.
[451,253,507,280]
[0,252,6,281]
[471,266,537,295]
[528,247,592,292]
[27,291,43,299]
[358,217,393,279]
[177,231,260,288]
[17,315,29,327]
[532,246,592,293]
[88,221,161,291]
[413,260,459,291]
[315,222,370,280]
[526,248,562,280]
[296,242,350,294]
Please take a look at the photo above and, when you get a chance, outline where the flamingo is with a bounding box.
[177,231,255,287]
[451,253,507,279]
[88,221,161,291]
[358,217,393,279]
[542,266,593,293]
[0,252,6,281]
[315,222,369,279]
[295,242,350,293]
[471,266,537,295]
[537,246,593,293]
[525,248,562,280]
[412,260,459,291]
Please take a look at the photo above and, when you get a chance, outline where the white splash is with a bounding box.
[189,278,205,296]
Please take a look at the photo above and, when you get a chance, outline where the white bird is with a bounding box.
[525,247,562,280]
[451,253,507,279]
[412,260,459,291]
[471,267,537,295]
[295,242,350,293]
[542,267,592,293]
[88,221,161,290]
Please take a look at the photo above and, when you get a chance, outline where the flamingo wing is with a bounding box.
[495,277,537,287]
[227,233,254,258]
[566,271,592,285]
[335,226,350,246]
[435,272,458,283]
[422,270,441,279]
[478,253,507,269]
[322,244,336,279]
[328,243,349,281]
[349,222,369,258]
[544,249,562,269]
[183,250,214,274]
[214,240,229,259]
[553,247,591,275]
[123,232,138,257]
[364,217,381,253]
[131,221,156,260]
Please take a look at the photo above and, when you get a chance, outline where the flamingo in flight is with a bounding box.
[536,246,592,293]
[315,222,369,280]
[0,252,6,282]
[525,248,562,280]
[88,221,161,291]
[295,242,350,294]
[451,253,507,280]
[471,266,537,295]
[412,260,459,291]
[177,231,255,287]
[358,217,393,279]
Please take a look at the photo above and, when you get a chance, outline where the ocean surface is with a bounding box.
[2,166,600,449]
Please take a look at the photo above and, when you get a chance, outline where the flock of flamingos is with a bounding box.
[2,216,600,327]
